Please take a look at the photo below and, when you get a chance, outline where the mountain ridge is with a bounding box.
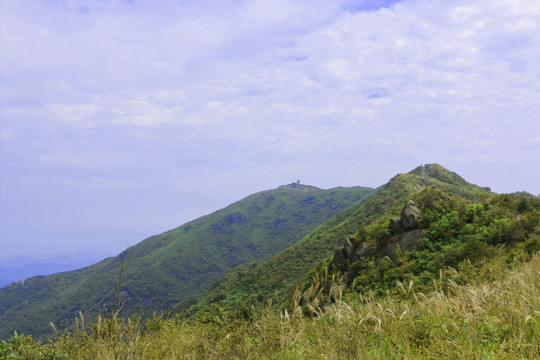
[2,164,536,341]
[0,183,373,340]
[1,164,538,359]
[174,164,493,316]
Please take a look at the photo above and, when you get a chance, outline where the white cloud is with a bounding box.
[31,150,134,167]
[1,0,539,257]
[50,103,100,122]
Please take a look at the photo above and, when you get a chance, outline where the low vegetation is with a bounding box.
[1,250,538,359]
[0,184,372,340]
[174,164,493,317]
[338,189,540,297]
[1,165,538,358]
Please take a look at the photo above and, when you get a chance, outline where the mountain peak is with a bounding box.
[404,163,474,188]
[279,182,317,190]
[0,183,373,340]
[408,163,459,179]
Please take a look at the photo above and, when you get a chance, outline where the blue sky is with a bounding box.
[1,0,539,259]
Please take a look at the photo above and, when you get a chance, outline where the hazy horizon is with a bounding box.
[1,0,539,260]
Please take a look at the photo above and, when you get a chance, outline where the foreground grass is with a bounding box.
[2,253,539,359]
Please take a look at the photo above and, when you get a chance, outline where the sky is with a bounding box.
[1,0,539,260]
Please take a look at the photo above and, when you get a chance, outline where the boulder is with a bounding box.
[400,200,421,230]
[332,200,424,270]
[343,237,356,259]
[388,217,402,235]
[331,237,369,271]
[379,242,398,262]
[352,241,369,261]
[398,229,426,253]
[331,248,347,271]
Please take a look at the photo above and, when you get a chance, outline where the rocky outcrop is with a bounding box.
[398,229,426,252]
[331,237,369,271]
[379,242,398,261]
[379,200,424,260]
[353,241,369,259]
[331,247,348,271]
[331,200,427,271]
[389,217,402,235]
[225,212,245,225]
[400,200,421,230]
[380,230,427,261]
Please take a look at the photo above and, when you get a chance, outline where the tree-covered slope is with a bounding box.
[178,164,491,315]
[2,164,538,359]
[295,187,539,316]
[6,250,537,359]
[0,184,373,340]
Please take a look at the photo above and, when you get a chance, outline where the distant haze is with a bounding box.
[1,0,539,261]
[0,251,109,287]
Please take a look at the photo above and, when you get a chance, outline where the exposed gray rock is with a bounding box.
[343,237,355,259]
[400,200,421,230]
[331,237,369,271]
[398,229,427,253]
[378,201,425,261]
[352,241,369,260]
[225,212,245,225]
[331,248,347,271]
[379,242,398,262]
[332,200,425,270]
[388,217,402,235]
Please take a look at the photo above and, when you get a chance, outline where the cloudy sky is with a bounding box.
[1,0,539,259]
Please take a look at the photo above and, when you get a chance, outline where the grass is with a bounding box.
[2,165,537,358]
[0,184,373,340]
[177,164,492,318]
[3,251,538,359]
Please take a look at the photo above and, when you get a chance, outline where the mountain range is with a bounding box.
[1,163,538,346]
[0,252,109,288]
[0,183,372,339]
[174,163,495,316]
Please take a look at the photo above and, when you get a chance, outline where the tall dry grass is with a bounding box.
[39,252,539,359]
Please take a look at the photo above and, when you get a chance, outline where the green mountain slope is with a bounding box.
[179,164,492,315]
[6,250,537,359]
[0,184,373,340]
[2,164,538,359]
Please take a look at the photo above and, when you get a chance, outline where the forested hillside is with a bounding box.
[1,164,538,359]
[175,164,493,316]
[0,184,372,340]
